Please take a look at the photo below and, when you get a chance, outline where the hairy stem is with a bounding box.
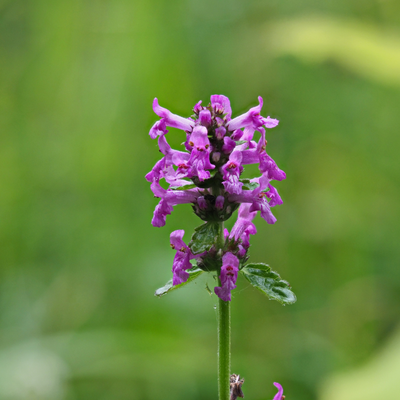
[217,221,231,400]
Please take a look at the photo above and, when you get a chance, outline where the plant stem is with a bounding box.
[217,221,231,400]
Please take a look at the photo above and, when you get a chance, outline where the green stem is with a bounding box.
[217,221,231,400]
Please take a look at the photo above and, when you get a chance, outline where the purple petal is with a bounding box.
[145,158,166,182]
[215,195,225,210]
[193,100,202,113]
[199,109,212,127]
[214,252,239,301]
[151,199,173,227]
[215,126,226,140]
[153,98,194,132]
[211,95,232,119]
[231,129,243,141]
[170,230,186,249]
[273,383,284,400]
[197,196,207,209]
[229,203,257,240]
[262,116,279,128]
[267,184,283,207]
[222,137,236,154]
[149,119,168,139]
[227,96,263,131]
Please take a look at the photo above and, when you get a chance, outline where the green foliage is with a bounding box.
[189,222,219,254]
[170,182,197,190]
[240,179,260,191]
[241,263,297,305]
[154,268,204,297]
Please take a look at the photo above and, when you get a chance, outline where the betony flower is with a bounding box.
[152,199,173,228]
[211,95,232,120]
[197,196,207,210]
[149,118,168,139]
[147,95,285,297]
[214,252,239,301]
[215,195,225,210]
[170,230,193,285]
[215,126,226,140]
[229,203,257,242]
[199,109,212,126]
[153,98,195,132]
[222,136,236,154]
[221,151,244,195]
[188,126,215,181]
[151,181,200,227]
[229,176,278,224]
[227,96,279,131]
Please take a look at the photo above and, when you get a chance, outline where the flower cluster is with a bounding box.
[146,95,285,301]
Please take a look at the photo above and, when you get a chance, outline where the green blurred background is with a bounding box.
[1,0,400,399]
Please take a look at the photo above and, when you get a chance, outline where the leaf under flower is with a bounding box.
[154,268,204,297]
[241,263,296,305]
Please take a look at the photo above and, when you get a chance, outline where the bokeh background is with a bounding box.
[1,0,400,399]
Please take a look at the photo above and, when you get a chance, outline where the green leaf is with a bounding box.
[240,179,260,191]
[170,182,197,190]
[189,222,219,254]
[241,263,297,305]
[154,268,204,297]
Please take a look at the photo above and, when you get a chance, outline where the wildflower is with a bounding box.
[221,151,244,195]
[147,95,285,298]
[170,230,193,285]
[214,253,239,301]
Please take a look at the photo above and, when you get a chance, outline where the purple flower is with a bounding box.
[266,183,283,206]
[193,100,203,114]
[221,151,244,195]
[259,153,286,181]
[146,134,192,183]
[215,195,225,210]
[151,181,200,205]
[229,176,277,224]
[229,203,257,241]
[197,196,207,210]
[211,95,232,120]
[214,252,239,301]
[241,223,257,248]
[222,136,236,154]
[153,98,195,132]
[199,109,212,126]
[145,158,166,183]
[224,228,229,240]
[231,129,243,141]
[227,96,279,131]
[215,126,226,140]
[170,230,193,285]
[149,118,168,139]
[151,181,200,227]
[188,126,215,181]
[152,199,173,227]
[240,127,286,181]
[273,383,284,400]
[147,95,286,288]
[237,245,246,258]
[212,152,221,163]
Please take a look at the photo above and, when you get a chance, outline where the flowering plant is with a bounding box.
[146,95,295,400]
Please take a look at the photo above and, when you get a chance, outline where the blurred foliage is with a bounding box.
[1,0,400,399]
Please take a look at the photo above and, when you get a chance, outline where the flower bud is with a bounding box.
[199,109,212,127]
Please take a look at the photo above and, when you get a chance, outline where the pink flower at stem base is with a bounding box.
[214,253,239,302]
